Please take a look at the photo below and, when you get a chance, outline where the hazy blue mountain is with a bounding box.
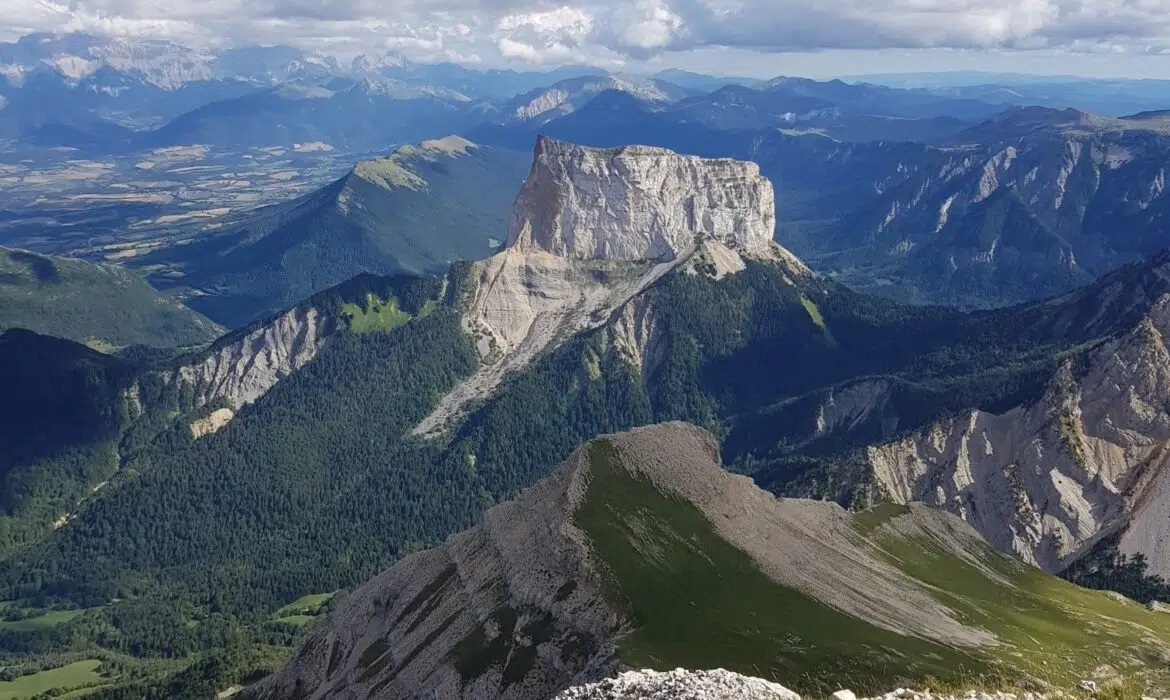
[494,74,693,125]
[352,52,607,99]
[140,77,478,152]
[844,72,1170,117]
[138,136,530,327]
[212,45,343,83]
[763,76,1006,120]
[0,65,258,146]
[651,68,767,91]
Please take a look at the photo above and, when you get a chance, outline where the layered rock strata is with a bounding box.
[869,295,1170,576]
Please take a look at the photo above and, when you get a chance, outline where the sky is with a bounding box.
[4,0,1170,79]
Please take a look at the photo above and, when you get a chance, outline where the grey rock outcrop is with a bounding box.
[157,305,335,436]
[509,137,775,262]
[553,668,802,700]
[869,294,1170,575]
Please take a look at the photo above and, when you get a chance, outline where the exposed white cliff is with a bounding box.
[509,137,775,262]
[814,380,898,440]
[414,137,785,436]
[869,295,1170,575]
[163,305,334,433]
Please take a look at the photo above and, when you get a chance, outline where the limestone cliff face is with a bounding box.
[508,137,775,261]
[156,305,335,436]
[869,295,1170,575]
[415,137,786,436]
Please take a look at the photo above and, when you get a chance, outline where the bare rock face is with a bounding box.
[162,305,334,420]
[869,294,1170,575]
[508,137,775,262]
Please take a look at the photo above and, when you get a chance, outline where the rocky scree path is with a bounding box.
[553,669,1165,700]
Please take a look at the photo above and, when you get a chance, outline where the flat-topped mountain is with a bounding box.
[509,137,774,261]
[415,137,798,436]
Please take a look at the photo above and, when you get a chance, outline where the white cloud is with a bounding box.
[3,0,1170,66]
[497,36,541,60]
[610,0,684,52]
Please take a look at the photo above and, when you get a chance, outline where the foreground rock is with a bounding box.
[552,668,801,700]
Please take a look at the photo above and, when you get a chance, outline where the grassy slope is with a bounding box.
[273,593,335,618]
[576,441,1170,696]
[575,441,984,696]
[868,518,1170,691]
[0,248,221,348]
[0,609,85,632]
[0,660,104,699]
[340,293,436,334]
[272,592,336,627]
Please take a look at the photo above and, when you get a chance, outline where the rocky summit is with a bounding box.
[552,668,801,700]
[509,136,775,261]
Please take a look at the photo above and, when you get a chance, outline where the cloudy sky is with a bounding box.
[5,0,1170,78]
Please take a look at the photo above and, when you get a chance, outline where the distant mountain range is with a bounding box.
[0,33,607,150]
[845,71,1170,117]
[7,31,1170,157]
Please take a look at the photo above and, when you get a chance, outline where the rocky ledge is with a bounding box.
[555,671,1162,700]
[552,668,801,700]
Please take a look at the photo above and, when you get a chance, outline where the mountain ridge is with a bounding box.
[246,423,1170,699]
[140,136,530,327]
